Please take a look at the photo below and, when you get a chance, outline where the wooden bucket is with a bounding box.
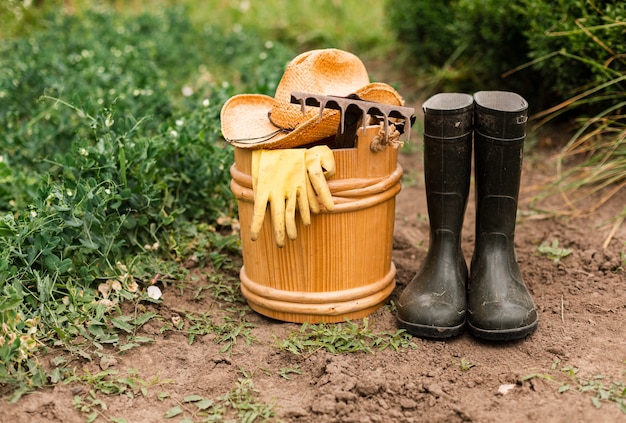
[229,126,402,323]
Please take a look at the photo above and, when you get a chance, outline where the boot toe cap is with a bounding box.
[468,301,538,340]
[397,296,466,337]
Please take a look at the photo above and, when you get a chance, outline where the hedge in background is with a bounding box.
[385,0,625,111]
[523,0,626,99]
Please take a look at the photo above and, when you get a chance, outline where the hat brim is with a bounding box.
[220,83,404,149]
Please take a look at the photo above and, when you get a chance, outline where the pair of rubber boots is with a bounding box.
[396,91,538,341]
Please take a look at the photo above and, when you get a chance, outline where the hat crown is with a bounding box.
[270,49,370,130]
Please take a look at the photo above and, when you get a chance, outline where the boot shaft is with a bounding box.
[473,91,528,238]
[422,93,473,235]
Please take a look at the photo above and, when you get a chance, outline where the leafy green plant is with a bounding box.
[161,311,257,355]
[385,0,458,66]
[524,360,626,414]
[68,368,171,423]
[0,4,296,400]
[459,358,475,372]
[385,0,536,100]
[557,365,626,414]
[277,318,416,355]
[164,369,276,422]
[278,366,301,380]
[537,239,573,262]
[522,0,626,100]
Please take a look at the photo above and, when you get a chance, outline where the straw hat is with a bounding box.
[220,48,404,149]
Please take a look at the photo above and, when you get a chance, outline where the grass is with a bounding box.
[276,318,417,355]
[163,369,277,422]
[527,17,626,246]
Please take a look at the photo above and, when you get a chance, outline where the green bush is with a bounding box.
[0,6,294,398]
[523,0,626,98]
[385,0,625,110]
[385,0,458,65]
[385,0,532,97]
[453,0,532,93]
[526,2,626,222]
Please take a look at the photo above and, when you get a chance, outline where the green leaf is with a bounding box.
[183,394,204,403]
[111,316,134,333]
[0,295,22,312]
[118,342,140,352]
[132,312,156,326]
[164,406,183,418]
[195,398,214,410]
[43,254,72,273]
[591,396,602,408]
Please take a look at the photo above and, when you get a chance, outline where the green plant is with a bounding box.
[557,366,626,413]
[164,369,277,422]
[523,0,626,100]
[278,366,301,380]
[385,0,535,100]
[525,4,626,242]
[276,318,416,355]
[459,358,475,371]
[537,239,573,262]
[0,4,296,400]
[163,311,257,355]
[385,0,458,65]
[524,360,626,414]
[68,367,171,423]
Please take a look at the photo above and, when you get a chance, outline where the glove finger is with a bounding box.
[309,146,336,177]
[306,176,320,214]
[309,169,334,211]
[284,192,298,241]
[250,190,270,241]
[251,150,262,190]
[270,194,286,248]
[298,186,311,226]
[318,153,336,178]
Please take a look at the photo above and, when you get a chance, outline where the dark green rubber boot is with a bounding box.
[468,91,538,341]
[396,93,473,339]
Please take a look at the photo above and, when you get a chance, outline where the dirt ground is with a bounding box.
[2,125,626,422]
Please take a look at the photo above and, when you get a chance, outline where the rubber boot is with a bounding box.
[396,93,473,338]
[468,91,538,341]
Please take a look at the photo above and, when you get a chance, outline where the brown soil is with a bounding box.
[2,81,626,422]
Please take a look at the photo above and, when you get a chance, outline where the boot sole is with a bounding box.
[468,319,538,341]
[397,316,465,339]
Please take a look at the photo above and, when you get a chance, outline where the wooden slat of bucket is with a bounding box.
[231,126,401,323]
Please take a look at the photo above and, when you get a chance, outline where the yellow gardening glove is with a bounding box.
[305,145,336,212]
[251,148,312,247]
[250,146,336,247]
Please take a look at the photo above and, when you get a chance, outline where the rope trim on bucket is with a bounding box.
[229,163,403,213]
[239,264,396,315]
